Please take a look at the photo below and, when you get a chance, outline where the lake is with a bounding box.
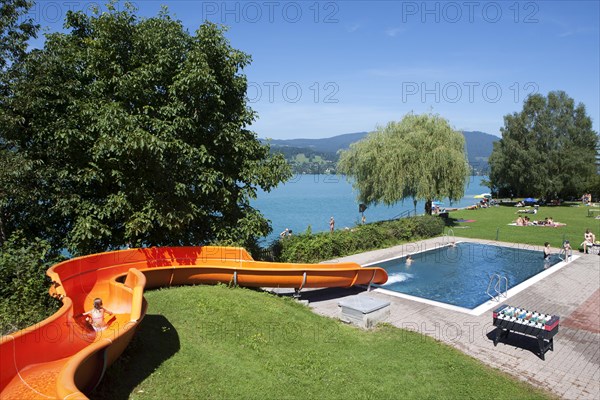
[252,175,489,244]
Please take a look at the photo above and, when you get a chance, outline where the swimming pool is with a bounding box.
[370,242,570,314]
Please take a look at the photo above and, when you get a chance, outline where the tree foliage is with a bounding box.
[0,0,38,72]
[338,113,469,214]
[1,0,38,243]
[0,231,62,335]
[489,91,598,199]
[0,4,291,255]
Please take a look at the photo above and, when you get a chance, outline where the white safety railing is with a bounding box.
[486,273,508,302]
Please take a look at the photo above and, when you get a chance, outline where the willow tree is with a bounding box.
[338,113,469,215]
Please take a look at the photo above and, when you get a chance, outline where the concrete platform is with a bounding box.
[304,237,600,400]
[338,295,390,329]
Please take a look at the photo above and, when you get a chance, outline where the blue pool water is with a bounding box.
[373,242,562,309]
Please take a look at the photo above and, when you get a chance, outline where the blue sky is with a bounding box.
[29,1,599,139]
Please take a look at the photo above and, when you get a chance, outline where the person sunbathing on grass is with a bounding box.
[515,216,525,226]
[516,208,537,214]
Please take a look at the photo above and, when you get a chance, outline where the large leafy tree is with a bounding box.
[489,91,598,199]
[338,113,469,215]
[0,0,62,334]
[0,4,291,254]
[1,0,39,244]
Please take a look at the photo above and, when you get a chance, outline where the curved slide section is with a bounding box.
[1,246,387,399]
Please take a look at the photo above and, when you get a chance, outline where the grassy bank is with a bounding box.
[446,203,600,249]
[92,285,553,400]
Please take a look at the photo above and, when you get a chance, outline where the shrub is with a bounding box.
[274,215,444,263]
[0,233,62,335]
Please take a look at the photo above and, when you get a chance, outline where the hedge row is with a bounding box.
[271,215,445,263]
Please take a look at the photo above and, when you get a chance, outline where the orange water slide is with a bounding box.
[0,246,387,399]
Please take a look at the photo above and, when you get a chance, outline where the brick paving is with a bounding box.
[293,237,600,400]
[563,289,600,334]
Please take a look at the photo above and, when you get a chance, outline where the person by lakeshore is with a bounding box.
[581,229,596,254]
[81,298,114,332]
[280,228,292,238]
[361,214,366,225]
[329,216,335,233]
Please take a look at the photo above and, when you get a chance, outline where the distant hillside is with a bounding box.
[462,131,499,172]
[264,132,368,153]
[263,130,499,175]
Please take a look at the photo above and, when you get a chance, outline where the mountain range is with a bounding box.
[262,131,499,175]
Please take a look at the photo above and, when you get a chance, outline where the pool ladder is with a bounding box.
[558,248,572,261]
[486,273,508,302]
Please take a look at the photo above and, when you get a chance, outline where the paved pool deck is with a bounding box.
[282,237,600,400]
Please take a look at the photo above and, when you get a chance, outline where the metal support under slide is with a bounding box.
[367,270,377,292]
[293,272,307,298]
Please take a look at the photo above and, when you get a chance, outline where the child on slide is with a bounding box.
[81,298,114,332]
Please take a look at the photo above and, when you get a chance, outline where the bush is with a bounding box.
[0,233,62,335]
[274,215,444,263]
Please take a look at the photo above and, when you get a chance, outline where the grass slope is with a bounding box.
[92,285,552,400]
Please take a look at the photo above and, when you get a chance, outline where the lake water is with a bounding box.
[252,175,489,244]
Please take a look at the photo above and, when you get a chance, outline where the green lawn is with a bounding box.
[446,203,600,249]
[92,285,553,400]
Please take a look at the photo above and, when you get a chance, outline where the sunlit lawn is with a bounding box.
[92,285,553,400]
[446,202,600,249]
